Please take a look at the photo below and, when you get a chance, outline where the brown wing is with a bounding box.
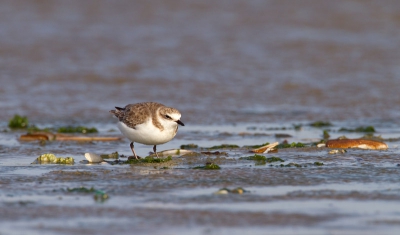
[120,103,153,129]
[110,102,165,129]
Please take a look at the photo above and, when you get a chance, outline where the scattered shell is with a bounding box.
[326,139,388,150]
[251,142,279,153]
[214,187,247,195]
[84,153,104,163]
[329,149,347,154]
[214,189,229,195]
[230,188,245,194]
[317,143,326,148]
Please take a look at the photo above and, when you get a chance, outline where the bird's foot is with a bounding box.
[128,155,142,160]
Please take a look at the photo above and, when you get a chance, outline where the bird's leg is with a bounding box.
[153,145,159,158]
[130,142,139,159]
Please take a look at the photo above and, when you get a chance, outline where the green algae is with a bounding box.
[239,154,267,161]
[67,187,97,193]
[278,162,324,167]
[266,156,285,163]
[8,115,98,134]
[293,124,303,130]
[280,163,302,168]
[27,125,52,133]
[33,153,74,164]
[54,157,74,164]
[201,151,228,156]
[125,156,173,164]
[310,121,332,127]
[66,187,109,202]
[339,126,375,133]
[323,130,330,139]
[239,154,284,165]
[8,115,29,129]
[277,142,306,148]
[193,163,221,170]
[180,144,199,149]
[208,144,240,149]
[100,152,119,159]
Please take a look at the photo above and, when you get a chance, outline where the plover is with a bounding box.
[110,102,184,159]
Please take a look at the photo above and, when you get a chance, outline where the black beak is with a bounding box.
[176,120,185,126]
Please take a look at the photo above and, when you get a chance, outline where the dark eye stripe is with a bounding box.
[165,115,171,119]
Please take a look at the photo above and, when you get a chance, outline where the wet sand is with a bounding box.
[1,1,400,234]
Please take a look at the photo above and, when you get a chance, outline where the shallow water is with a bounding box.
[1,1,400,234]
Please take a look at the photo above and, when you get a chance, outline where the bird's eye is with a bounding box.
[165,115,171,119]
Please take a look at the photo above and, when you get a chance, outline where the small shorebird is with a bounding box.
[110,102,184,159]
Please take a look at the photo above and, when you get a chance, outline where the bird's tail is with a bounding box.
[109,107,125,119]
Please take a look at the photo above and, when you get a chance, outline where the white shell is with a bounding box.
[329,149,339,154]
[214,189,229,195]
[84,153,103,163]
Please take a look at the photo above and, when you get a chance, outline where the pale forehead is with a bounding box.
[169,112,181,120]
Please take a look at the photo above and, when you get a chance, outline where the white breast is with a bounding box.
[117,119,178,145]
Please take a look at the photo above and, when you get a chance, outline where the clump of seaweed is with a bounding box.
[314,162,324,166]
[201,151,228,155]
[323,130,330,139]
[125,156,173,164]
[266,156,285,163]
[277,141,306,148]
[67,187,97,193]
[293,124,303,130]
[280,163,302,167]
[278,162,324,167]
[193,162,221,170]
[310,121,332,127]
[239,154,284,165]
[8,115,29,129]
[339,126,375,133]
[32,153,74,164]
[66,187,109,202]
[27,125,51,133]
[208,144,240,150]
[8,115,99,134]
[100,152,119,159]
[180,144,198,149]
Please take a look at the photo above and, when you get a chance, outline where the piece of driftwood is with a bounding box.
[325,139,387,150]
[251,142,279,153]
[20,132,121,142]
